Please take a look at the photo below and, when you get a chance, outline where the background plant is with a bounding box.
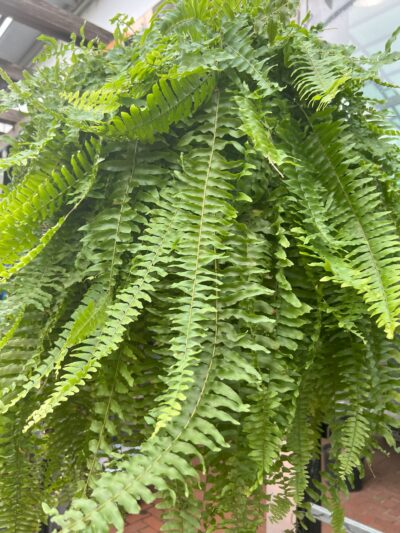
[0,1,400,531]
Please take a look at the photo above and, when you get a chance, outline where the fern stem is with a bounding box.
[82,354,123,497]
[106,141,138,290]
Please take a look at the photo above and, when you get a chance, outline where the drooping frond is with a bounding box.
[156,0,213,39]
[103,72,215,142]
[0,137,101,278]
[0,411,43,533]
[24,184,179,429]
[150,90,242,433]
[222,17,277,97]
[287,29,352,109]
[302,114,400,338]
[0,309,47,411]
[236,94,287,167]
[51,314,249,532]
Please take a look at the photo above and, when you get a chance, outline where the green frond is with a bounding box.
[63,86,121,119]
[24,189,179,428]
[245,389,283,481]
[40,393,92,507]
[156,0,213,39]
[51,321,246,531]
[325,339,374,483]
[0,411,43,533]
[262,0,299,41]
[77,141,143,281]
[222,17,277,97]
[0,124,59,171]
[236,94,287,167]
[151,91,241,433]
[287,30,351,109]
[286,387,319,504]
[0,137,101,279]
[103,72,215,142]
[338,411,370,480]
[0,307,25,352]
[0,309,48,411]
[0,285,107,413]
[304,115,400,338]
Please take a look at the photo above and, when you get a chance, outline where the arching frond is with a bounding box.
[103,72,215,142]
[0,137,101,278]
[303,115,400,338]
[287,30,352,109]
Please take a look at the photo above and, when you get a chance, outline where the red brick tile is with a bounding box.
[367,516,392,532]
[126,513,148,524]
[124,525,142,533]
[383,508,400,522]
[140,504,152,513]
[144,516,162,529]
[148,507,162,518]
[383,496,400,509]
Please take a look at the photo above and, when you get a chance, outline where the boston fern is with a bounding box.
[0,1,400,531]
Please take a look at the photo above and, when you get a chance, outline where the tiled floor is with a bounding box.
[322,444,400,533]
[122,504,266,532]
[122,504,162,533]
[121,445,400,532]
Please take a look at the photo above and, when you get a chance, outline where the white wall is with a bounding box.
[298,0,351,45]
[81,0,156,31]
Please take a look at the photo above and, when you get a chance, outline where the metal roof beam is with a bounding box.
[0,109,25,124]
[0,57,25,81]
[0,0,113,44]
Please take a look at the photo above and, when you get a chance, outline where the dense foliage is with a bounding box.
[1,1,400,531]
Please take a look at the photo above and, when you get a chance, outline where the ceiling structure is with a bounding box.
[0,1,104,70]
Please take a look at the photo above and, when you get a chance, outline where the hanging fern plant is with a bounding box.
[1,1,400,531]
